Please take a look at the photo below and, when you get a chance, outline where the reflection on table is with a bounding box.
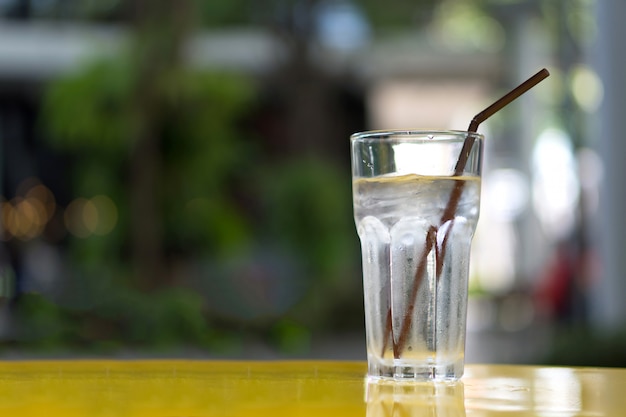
[366,379,465,417]
[0,361,624,416]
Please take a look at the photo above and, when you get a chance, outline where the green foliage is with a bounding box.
[258,158,356,280]
[269,319,311,355]
[96,287,213,348]
[176,197,251,256]
[198,0,254,26]
[43,58,136,155]
[9,286,217,353]
[41,52,256,254]
[359,0,438,29]
[33,50,261,352]
[160,70,255,254]
[12,293,73,350]
[195,0,439,31]
[543,325,626,367]
[160,70,254,194]
[34,17,362,353]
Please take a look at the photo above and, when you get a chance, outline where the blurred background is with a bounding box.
[0,0,624,366]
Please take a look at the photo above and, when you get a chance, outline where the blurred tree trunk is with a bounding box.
[270,0,336,158]
[128,0,194,290]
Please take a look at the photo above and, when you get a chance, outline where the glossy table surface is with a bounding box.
[0,360,625,416]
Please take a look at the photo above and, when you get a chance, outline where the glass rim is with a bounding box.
[350,129,484,141]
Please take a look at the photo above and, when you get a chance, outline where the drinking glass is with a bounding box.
[351,130,483,380]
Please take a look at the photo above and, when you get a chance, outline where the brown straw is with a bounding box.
[457,68,550,172]
[385,68,550,358]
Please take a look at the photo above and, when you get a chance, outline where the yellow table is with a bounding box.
[0,360,624,416]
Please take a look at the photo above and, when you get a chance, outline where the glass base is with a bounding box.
[367,358,464,381]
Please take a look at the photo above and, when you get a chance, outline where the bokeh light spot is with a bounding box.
[65,198,91,238]
[26,184,56,222]
[82,199,99,234]
[570,64,603,112]
[90,195,118,235]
